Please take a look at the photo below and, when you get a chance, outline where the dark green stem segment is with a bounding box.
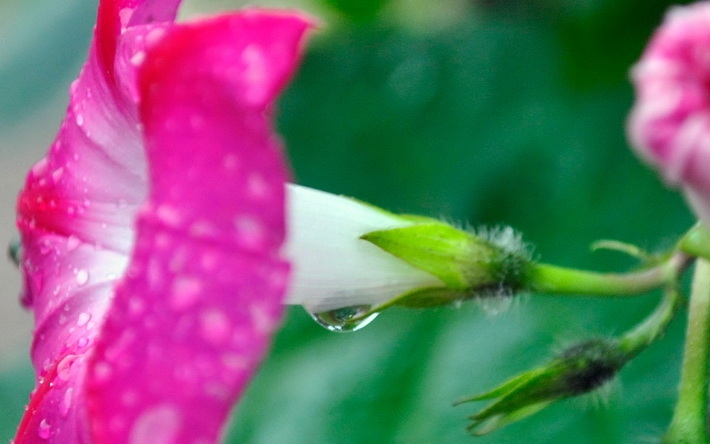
[526,254,688,297]
[664,260,710,444]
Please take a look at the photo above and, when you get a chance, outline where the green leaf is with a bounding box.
[318,0,392,22]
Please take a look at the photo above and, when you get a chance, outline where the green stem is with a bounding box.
[618,285,681,356]
[526,254,688,297]
[679,223,710,262]
[664,260,710,444]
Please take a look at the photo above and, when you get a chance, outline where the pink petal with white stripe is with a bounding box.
[85,13,311,442]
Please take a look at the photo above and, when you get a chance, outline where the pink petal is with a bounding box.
[16,1,312,442]
[84,11,312,443]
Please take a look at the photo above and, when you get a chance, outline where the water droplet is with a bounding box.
[76,114,84,127]
[7,238,21,268]
[37,419,51,439]
[77,312,91,327]
[309,305,378,333]
[247,172,269,198]
[129,405,181,444]
[155,204,182,226]
[130,50,146,66]
[60,388,74,417]
[57,354,77,381]
[38,240,52,255]
[93,361,113,383]
[128,297,145,315]
[75,269,90,286]
[220,353,248,370]
[146,28,166,45]
[51,167,64,182]
[170,276,202,311]
[199,309,230,344]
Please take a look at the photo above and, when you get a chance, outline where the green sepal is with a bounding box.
[361,222,523,291]
[454,368,548,405]
[456,338,628,435]
[372,286,463,310]
[362,223,476,289]
[468,401,552,436]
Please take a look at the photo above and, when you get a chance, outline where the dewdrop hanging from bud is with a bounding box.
[283,185,534,332]
[284,185,445,332]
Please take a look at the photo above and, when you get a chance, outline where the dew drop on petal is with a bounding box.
[37,419,51,439]
[146,28,166,45]
[309,305,379,333]
[128,297,146,316]
[129,405,181,444]
[51,167,64,182]
[155,205,181,227]
[131,50,146,66]
[60,388,73,417]
[247,172,269,198]
[75,269,90,286]
[199,309,230,344]
[250,303,276,334]
[65,235,81,252]
[170,276,202,311]
[57,354,77,381]
[93,361,113,383]
[77,312,91,327]
[220,353,248,371]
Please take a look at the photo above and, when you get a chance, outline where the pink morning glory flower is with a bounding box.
[14,0,312,441]
[628,1,710,225]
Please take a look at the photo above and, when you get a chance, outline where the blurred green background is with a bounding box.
[0,0,701,442]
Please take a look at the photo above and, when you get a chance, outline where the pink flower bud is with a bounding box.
[628,2,710,224]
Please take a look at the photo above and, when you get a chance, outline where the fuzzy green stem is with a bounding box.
[664,260,710,444]
[526,254,687,297]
